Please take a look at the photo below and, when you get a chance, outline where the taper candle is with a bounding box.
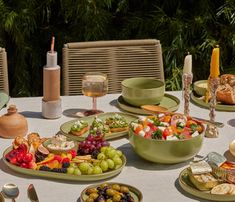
[183,54,192,74]
[210,47,220,78]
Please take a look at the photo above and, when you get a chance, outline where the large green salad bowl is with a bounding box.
[121,77,165,107]
[128,126,204,164]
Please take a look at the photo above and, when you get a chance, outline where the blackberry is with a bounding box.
[91,149,99,159]
[62,162,70,168]
[52,168,60,172]
[60,168,67,173]
[39,166,51,171]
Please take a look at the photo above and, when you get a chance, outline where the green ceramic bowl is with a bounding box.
[128,127,204,164]
[193,80,208,96]
[121,77,165,107]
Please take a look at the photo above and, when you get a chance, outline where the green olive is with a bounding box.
[86,188,98,195]
[112,184,121,191]
[89,193,99,199]
[120,186,129,193]
[100,183,109,188]
[106,189,116,196]
[112,194,121,202]
[85,197,94,202]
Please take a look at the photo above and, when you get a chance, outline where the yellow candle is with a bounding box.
[210,47,220,78]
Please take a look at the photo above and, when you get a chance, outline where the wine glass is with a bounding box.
[82,72,108,116]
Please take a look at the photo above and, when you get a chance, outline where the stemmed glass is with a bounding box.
[82,72,108,116]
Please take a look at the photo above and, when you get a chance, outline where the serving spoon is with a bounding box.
[141,105,224,128]
[2,183,19,202]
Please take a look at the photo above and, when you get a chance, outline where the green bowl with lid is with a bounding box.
[121,77,165,107]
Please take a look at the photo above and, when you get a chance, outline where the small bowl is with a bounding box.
[43,138,78,154]
[128,125,204,164]
[121,77,165,107]
[193,80,208,96]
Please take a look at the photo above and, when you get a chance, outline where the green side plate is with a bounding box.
[191,93,235,112]
[3,146,126,182]
[60,112,138,141]
[179,168,235,201]
[0,91,9,110]
[80,182,143,202]
[117,93,180,115]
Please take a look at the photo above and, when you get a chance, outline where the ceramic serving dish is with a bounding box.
[80,182,143,202]
[3,146,127,182]
[121,77,165,107]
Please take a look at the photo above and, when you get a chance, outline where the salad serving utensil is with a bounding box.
[141,105,224,128]
[27,184,39,202]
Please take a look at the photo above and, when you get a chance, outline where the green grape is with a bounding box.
[113,157,122,165]
[92,166,103,174]
[116,150,123,157]
[107,149,117,159]
[100,160,109,172]
[87,166,94,175]
[74,168,82,175]
[97,152,106,160]
[100,146,108,153]
[79,162,90,174]
[70,162,78,168]
[107,159,115,169]
[105,147,113,156]
[114,164,122,170]
[67,167,75,174]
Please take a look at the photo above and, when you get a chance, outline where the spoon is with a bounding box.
[2,183,19,202]
[141,105,224,128]
[0,192,5,202]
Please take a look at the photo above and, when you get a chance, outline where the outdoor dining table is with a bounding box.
[0,91,235,202]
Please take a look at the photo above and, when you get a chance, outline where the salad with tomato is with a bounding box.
[130,114,204,140]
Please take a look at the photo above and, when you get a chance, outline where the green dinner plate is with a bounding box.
[80,182,143,202]
[3,146,126,182]
[60,112,138,141]
[117,93,180,115]
[191,93,235,112]
[179,168,235,201]
[0,91,9,110]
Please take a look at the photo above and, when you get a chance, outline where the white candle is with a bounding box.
[183,54,192,74]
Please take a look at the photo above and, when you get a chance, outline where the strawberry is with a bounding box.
[23,153,33,163]
[70,150,77,158]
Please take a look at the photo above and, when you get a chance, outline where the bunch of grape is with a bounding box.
[67,146,123,175]
[78,134,110,157]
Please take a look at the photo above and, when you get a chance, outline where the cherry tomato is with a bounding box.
[144,131,152,139]
[162,128,171,139]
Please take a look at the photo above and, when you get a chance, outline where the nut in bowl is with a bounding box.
[128,114,204,164]
[121,77,165,107]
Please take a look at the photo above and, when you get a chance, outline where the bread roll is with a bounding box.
[216,74,235,105]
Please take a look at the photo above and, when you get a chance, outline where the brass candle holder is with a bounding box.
[182,73,193,116]
[205,77,220,138]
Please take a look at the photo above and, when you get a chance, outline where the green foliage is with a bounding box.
[0,0,234,96]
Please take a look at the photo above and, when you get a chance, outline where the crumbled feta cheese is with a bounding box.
[144,126,150,132]
[166,135,178,140]
[158,126,166,131]
[192,131,199,137]
[131,123,139,130]
[138,130,145,136]
[160,122,169,127]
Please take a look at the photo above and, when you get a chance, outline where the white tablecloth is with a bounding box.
[0,92,235,202]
